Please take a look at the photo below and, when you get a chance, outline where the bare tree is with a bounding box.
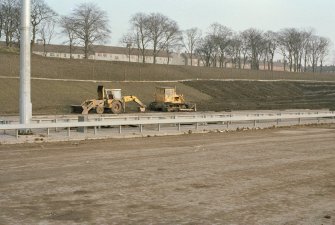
[161,20,182,64]
[130,13,150,63]
[1,0,20,47]
[240,32,249,69]
[31,0,57,47]
[129,12,181,64]
[318,37,331,73]
[241,28,264,70]
[196,36,217,67]
[227,34,243,69]
[146,13,181,64]
[71,2,111,59]
[301,29,313,72]
[278,28,295,72]
[120,32,136,62]
[182,27,201,66]
[278,28,313,72]
[208,23,232,68]
[263,31,278,71]
[309,36,320,73]
[38,17,56,56]
[59,16,77,59]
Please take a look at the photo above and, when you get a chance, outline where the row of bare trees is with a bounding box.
[121,12,181,64]
[191,25,331,72]
[0,0,331,72]
[0,0,111,59]
[121,13,331,72]
[0,0,57,48]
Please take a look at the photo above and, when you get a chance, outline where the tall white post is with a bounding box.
[19,0,32,126]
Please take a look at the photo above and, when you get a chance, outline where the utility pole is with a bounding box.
[19,0,32,132]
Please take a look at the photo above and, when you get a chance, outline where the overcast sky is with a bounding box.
[46,0,335,64]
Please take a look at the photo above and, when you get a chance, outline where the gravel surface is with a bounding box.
[0,126,334,224]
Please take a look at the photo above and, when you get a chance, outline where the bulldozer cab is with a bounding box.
[155,87,184,104]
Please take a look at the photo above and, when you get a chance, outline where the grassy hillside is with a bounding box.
[1,51,335,115]
[185,80,335,111]
[0,79,211,115]
[2,52,335,82]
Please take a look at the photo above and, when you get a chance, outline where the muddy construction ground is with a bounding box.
[1,126,334,224]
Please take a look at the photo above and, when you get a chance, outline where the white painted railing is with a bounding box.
[0,111,334,138]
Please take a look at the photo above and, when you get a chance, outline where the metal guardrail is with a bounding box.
[0,111,334,136]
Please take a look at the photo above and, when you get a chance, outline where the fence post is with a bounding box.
[55,119,58,132]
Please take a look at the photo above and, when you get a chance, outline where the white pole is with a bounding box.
[19,0,32,126]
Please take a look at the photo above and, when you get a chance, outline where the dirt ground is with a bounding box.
[0,126,334,224]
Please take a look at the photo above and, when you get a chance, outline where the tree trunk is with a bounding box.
[190,51,193,66]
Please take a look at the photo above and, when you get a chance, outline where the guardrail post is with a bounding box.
[140,124,143,133]
[119,126,122,134]
[178,123,181,131]
[54,119,58,132]
[94,126,97,135]
[98,118,101,130]
[78,116,88,133]
[158,124,161,132]
[195,122,199,130]
[16,129,19,139]
[47,128,50,137]
[253,120,256,127]
[67,127,70,137]
[227,121,230,129]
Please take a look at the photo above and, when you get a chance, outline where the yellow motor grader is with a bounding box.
[80,85,146,114]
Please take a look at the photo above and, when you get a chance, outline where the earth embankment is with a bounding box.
[1,51,335,114]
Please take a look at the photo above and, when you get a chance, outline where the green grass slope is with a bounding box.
[1,50,335,115]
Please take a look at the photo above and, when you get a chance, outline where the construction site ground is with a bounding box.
[0,125,334,224]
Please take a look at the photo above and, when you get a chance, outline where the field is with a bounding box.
[1,52,335,114]
[0,126,334,224]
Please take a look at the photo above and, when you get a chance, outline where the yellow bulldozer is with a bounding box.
[149,87,196,112]
[80,85,146,114]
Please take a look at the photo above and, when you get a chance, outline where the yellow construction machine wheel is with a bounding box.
[96,106,104,114]
[111,100,123,114]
